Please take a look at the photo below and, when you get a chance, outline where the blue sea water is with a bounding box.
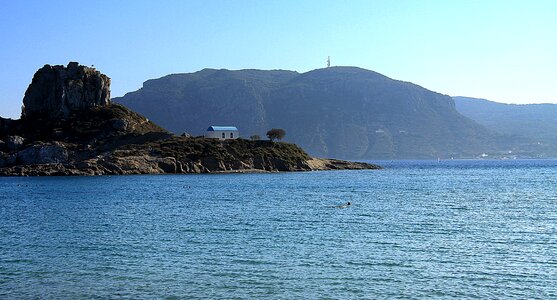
[1,160,556,299]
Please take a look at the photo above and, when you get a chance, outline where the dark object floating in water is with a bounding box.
[336,201,351,209]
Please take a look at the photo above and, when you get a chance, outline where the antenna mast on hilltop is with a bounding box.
[327,56,331,68]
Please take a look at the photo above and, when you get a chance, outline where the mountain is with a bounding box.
[115,68,298,137]
[1,63,379,176]
[115,66,537,159]
[454,97,557,149]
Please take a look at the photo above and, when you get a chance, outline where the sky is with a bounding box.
[1,0,556,119]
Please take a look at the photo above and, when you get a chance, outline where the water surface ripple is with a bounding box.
[1,160,556,298]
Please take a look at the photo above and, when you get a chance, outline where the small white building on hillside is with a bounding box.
[205,126,239,140]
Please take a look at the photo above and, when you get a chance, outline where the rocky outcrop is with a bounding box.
[22,62,110,119]
[0,117,11,135]
[0,62,381,176]
[15,142,69,165]
[6,136,25,151]
[0,141,380,176]
[0,133,381,176]
[306,158,379,170]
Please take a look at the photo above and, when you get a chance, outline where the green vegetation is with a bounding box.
[266,128,285,142]
[138,137,309,162]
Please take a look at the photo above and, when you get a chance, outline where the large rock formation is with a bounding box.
[0,63,380,176]
[22,62,110,119]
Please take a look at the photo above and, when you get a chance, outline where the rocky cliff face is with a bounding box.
[22,62,110,119]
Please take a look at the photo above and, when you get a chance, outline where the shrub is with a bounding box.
[266,128,285,142]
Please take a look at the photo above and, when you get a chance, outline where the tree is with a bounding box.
[266,128,286,142]
[250,134,261,141]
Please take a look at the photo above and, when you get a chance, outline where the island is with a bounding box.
[0,62,380,176]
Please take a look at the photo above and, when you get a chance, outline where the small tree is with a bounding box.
[266,128,286,142]
[250,134,261,141]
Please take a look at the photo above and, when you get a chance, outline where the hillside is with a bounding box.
[454,96,557,147]
[115,67,539,159]
[118,69,298,135]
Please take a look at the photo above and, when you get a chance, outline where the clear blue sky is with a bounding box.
[1,0,556,118]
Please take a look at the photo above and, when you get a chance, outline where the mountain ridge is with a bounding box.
[115,66,543,159]
[454,96,557,155]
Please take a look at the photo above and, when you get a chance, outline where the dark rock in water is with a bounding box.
[22,62,111,119]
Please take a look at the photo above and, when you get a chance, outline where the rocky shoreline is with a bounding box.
[0,131,381,176]
[0,62,381,176]
[0,134,381,176]
[0,156,379,176]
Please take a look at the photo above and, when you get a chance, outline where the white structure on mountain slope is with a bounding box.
[205,126,239,140]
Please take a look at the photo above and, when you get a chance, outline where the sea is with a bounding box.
[1,160,556,299]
